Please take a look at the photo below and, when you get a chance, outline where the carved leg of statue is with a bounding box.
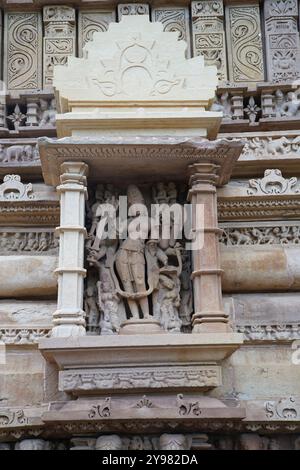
[121,280,139,320]
[139,297,150,319]
[127,299,140,320]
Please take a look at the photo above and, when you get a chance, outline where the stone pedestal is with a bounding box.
[52,162,88,337]
[188,163,230,333]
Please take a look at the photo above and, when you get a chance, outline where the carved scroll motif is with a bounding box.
[43,6,76,87]
[4,12,42,90]
[118,4,150,19]
[192,0,227,81]
[78,10,116,57]
[152,7,191,57]
[264,0,300,82]
[226,4,265,83]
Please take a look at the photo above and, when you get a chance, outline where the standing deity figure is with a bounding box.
[114,185,150,320]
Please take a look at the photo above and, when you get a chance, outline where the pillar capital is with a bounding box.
[60,161,89,186]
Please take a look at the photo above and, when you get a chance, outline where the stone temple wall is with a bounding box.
[0,1,300,451]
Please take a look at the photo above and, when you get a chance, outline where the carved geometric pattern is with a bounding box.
[151,7,191,57]
[264,0,300,82]
[191,0,227,81]
[4,12,42,91]
[43,6,76,87]
[78,10,116,57]
[117,4,150,20]
[226,4,265,83]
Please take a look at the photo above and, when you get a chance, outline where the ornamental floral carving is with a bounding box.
[88,398,111,419]
[265,397,299,420]
[247,169,300,196]
[0,175,35,201]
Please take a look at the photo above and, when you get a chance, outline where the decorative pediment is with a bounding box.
[54,15,218,111]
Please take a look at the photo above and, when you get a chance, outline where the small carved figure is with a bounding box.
[95,435,123,450]
[24,232,39,251]
[0,232,11,251]
[159,434,190,451]
[39,98,56,127]
[153,182,168,204]
[211,92,232,119]
[237,433,264,450]
[37,233,48,251]
[98,274,120,334]
[85,282,100,334]
[10,232,25,251]
[159,274,182,333]
[280,92,300,117]
[15,439,52,450]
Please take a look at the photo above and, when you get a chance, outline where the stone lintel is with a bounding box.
[38,136,244,187]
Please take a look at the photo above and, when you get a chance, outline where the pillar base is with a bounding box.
[119,319,163,335]
[192,311,232,333]
[51,325,86,338]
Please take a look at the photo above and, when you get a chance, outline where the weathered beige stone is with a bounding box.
[0,348,45,406]
[212,345,300,401]
[0,256,57,297]
[221,246,300,292]
[0,300,54,325]
[224,292,300,326]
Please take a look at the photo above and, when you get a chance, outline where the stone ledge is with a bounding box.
[39,333,243,369]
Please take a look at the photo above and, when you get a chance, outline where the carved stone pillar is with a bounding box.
[188,163,230,333]
[52,162,88,337]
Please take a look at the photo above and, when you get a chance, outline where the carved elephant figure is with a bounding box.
[1,145,34,163]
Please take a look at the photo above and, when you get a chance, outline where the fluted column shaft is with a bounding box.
[188,163,230,333]
[52,161,88,337]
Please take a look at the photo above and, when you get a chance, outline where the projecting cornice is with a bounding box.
[38,136,245,187]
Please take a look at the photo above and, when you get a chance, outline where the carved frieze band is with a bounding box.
[225,3,265,83]
[59,366,221,393]
[192,0,227,81]
[152,7,191,57]
[264,0,300,82]
[4,12,43,91]
[0,328,51,345]
[78,10,115,57]
[220,223,300,246]
[0,230,58,254]
[43,6,76,87]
